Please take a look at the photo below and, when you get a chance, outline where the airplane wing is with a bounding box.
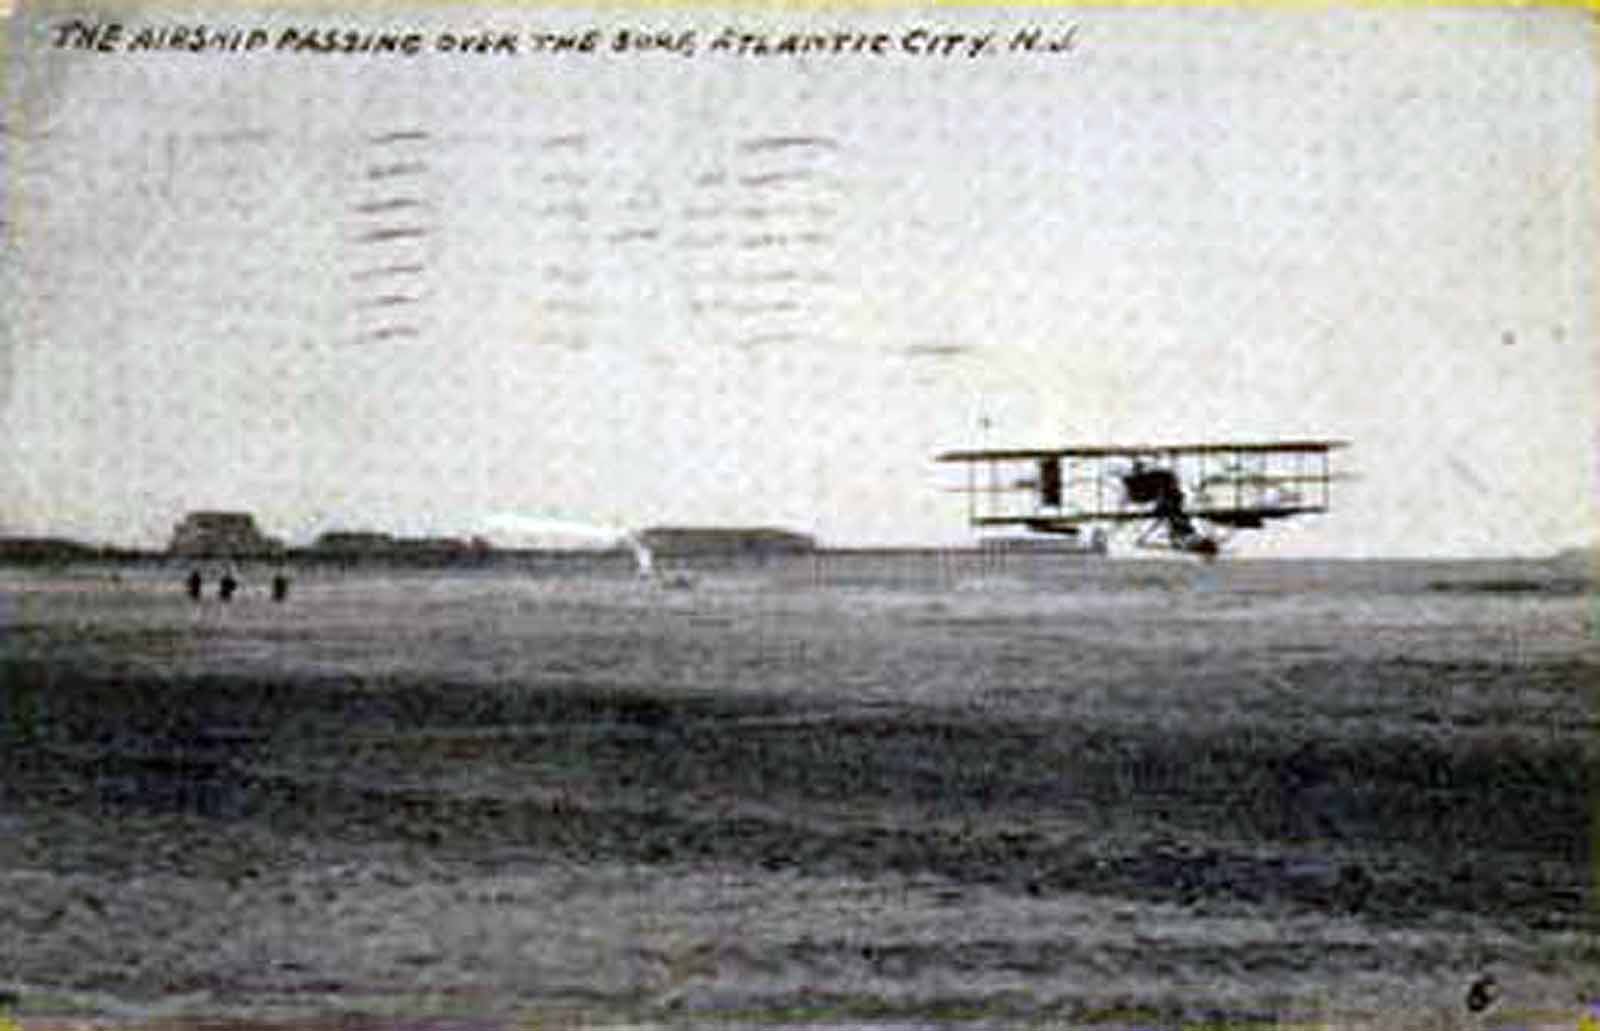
[972,512,1154,529]
[937,439,1347,462]
[972,504,1328,528]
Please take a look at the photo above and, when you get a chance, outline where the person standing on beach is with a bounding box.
[219,569,238,602]
[186,569,203,601]
[271,571,289,603]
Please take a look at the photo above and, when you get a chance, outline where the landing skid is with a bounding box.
[1131,519,1231,559]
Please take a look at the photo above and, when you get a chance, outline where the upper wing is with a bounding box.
[937,439,1348,463]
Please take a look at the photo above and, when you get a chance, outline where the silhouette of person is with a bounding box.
[186,569,203,601]
[218,570,238,602]
[271,572,289,603]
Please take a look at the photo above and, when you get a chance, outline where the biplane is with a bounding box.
[936,440,1348,557]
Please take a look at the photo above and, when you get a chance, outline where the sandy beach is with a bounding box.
[1,554,1594,1028]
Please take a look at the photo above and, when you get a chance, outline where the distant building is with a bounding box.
[309,530,492,563]
[168,511,283,557]
[636,526,816,558]
[311,530,396,555]
[389,536,491,560]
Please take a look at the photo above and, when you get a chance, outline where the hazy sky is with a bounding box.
[3,5,1595,556]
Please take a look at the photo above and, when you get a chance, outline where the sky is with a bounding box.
[2,5,1595,557]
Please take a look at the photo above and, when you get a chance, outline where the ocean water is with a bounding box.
[0,554,1594,1028]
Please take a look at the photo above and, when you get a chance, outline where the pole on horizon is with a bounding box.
[977,412,995,571]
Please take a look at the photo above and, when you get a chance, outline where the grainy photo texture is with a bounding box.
[1,5,1595,1029]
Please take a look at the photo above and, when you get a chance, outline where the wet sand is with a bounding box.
[0,556,1594,1027]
